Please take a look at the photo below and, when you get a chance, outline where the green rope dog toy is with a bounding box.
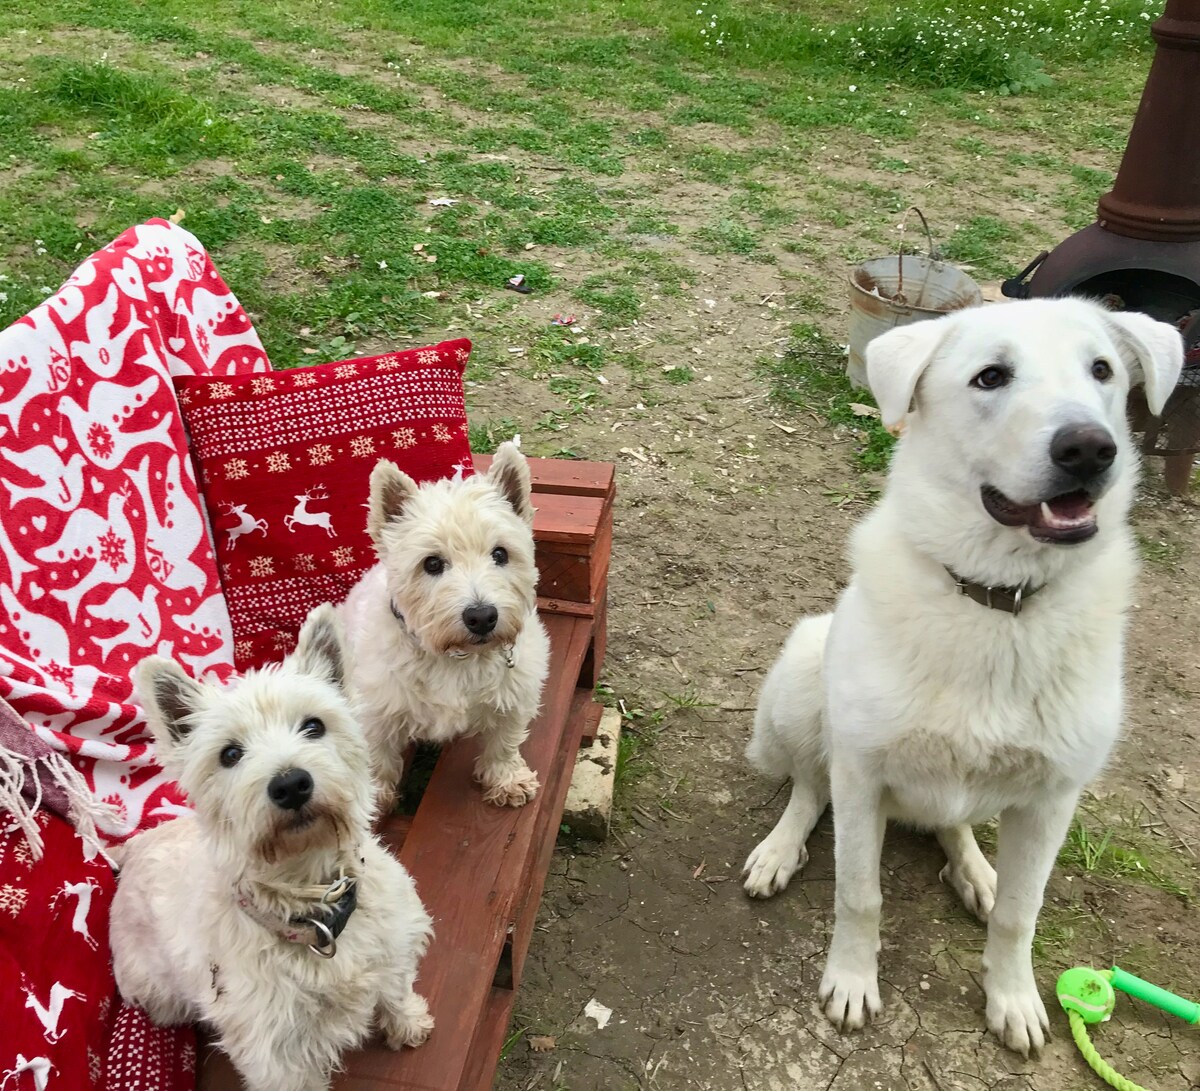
[1056,966,1199,1091]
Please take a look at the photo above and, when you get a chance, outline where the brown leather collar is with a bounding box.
[947,569,1043,616]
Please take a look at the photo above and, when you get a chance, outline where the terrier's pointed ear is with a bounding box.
[292,603,347,692]
[367,459,419,544]
[487,441,534,525]
[136,656,205,750]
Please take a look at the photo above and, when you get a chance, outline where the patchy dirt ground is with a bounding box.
[470,207,1200,1091]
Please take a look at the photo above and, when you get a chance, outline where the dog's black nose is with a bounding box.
[1050,424,1117,482]
[462,603,499,636]
[267,768,313,811]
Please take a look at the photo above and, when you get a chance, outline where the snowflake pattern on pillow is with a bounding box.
[175,340,474,670]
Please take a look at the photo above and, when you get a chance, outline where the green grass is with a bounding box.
[469,418,522,454]
[0,1,1167,469]
[1057,814,1193,901]
[762,323,895,472]
[1137,532,1184,567]
[694,217,767,259]
[613,700,667,796]
[939,215,1022,279]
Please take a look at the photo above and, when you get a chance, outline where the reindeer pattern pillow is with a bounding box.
[174,340,474,670]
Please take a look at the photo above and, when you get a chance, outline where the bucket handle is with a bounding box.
[896,207,935,303]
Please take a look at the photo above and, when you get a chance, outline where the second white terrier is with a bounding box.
[111,605,434,1091]
[341,442,550,810]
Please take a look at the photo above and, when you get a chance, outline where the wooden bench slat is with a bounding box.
[335,612,595,1090]
[457,987,517,1091]
[473,454,614,498]
[507,688,601,989]
[528,492,607,547]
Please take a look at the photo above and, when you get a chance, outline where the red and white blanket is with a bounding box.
[0,218,268,843]
[1,219,269,1090]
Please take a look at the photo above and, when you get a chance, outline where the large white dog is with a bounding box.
[743,298,1182,1055]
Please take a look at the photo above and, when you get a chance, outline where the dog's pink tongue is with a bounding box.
[1040,492,1094,528]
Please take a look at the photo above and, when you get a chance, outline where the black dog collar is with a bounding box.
[237,874,359,959]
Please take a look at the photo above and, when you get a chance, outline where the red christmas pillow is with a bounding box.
[174,340,474,671]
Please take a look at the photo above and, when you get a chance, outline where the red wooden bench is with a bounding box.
[200,455,615,1091]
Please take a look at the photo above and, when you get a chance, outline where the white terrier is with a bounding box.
[111,604,434,1091]
[341,442,550,810]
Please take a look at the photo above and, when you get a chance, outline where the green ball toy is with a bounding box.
[1056,967,1116,1025]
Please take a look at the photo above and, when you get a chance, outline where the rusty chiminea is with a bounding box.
[1003,0,1200,492]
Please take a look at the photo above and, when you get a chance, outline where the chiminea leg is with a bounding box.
[1163,390,1200,494]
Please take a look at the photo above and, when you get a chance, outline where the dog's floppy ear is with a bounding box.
[1101,309,1184,417]
[292,603,347,692]
[136,656,206,749]
[487,441,534,525]
[866,319,950,433]
[367,458,419,544]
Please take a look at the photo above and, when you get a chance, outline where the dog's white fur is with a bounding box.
[111,605,433,1091]
[341,442,550,810]
[743,298,1182,1055]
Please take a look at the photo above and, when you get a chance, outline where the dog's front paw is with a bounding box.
[939,857,997,923]
[985,981,1050,1057]
[384,993,435,1050]
[479,765,539,807]
[742,837,807,898]
[818,962,882,1032]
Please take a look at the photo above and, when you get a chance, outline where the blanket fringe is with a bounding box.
[0,744,44,858]
[0,745,120,866]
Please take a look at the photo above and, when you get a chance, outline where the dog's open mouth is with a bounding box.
[980,485,1098,544]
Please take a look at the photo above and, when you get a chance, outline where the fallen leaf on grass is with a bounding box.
[693,860,706,879]
[849,402,880,418]
[529,1035,556,1053]
[769,420,796,434]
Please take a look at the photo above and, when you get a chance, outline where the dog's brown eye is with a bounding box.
[1092,358,1113,382]
[300,717,325,739]
[971,365,1010,390]
[491,546,508,566]
[423,556,445,576]
[219,745,243,768]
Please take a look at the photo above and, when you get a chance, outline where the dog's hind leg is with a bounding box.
[742,772,828,898]
[742,614,831,898]
[936,824,997,923]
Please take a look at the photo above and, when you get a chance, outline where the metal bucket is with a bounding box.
[846,216,983,389]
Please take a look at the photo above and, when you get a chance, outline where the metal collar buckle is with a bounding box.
[949,568,1040,617]
[306,918,337,959]
[296,874,358,958]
